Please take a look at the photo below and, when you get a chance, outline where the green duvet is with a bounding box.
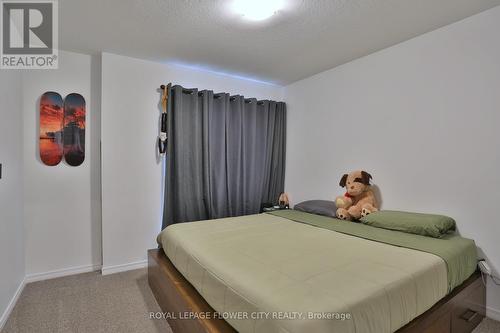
[269,210,477,291]
[158,210,478,333]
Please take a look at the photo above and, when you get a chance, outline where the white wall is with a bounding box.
[101,53,283,273]
[0,71,25,329]
[22,50,102,279]
[284,6,500,318]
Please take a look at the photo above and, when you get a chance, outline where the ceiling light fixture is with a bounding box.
[231,0,285,21]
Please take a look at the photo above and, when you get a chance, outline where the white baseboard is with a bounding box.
[0,277,26,331]
[101,260,147,275]
[25,264,102,283]
[487,306,500,322]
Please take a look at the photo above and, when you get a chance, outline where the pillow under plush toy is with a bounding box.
[360,210,456,238]
[294,200,336,218]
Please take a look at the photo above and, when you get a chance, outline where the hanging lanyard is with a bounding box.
[158,84,170,155]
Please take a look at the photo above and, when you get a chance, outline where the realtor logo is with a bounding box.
[1,0,58,69]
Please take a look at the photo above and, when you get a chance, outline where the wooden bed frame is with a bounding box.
[148,249,486,333]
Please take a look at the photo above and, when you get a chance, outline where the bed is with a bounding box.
[150,210,485,333]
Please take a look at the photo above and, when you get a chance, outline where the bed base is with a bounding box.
[148,249,485,333]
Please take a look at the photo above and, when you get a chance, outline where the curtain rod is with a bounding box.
[159,85,267,105]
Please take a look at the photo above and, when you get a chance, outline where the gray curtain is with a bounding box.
[162,85,286,229]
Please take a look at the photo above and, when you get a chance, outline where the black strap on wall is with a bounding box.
[158,83,171,155]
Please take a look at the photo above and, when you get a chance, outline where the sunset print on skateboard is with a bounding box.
[40,92,64,166]
[63,93,86,166]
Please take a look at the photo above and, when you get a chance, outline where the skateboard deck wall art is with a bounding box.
[63,93,86,167]
[39,92,64,166]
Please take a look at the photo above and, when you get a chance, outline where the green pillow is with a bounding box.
[360,210,456,238]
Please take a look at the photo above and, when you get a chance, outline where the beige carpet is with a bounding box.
[473,318,500,333]
[2,269,172,333]
[1,268,499,333]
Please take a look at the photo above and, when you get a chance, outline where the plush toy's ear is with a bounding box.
[339,174,348,187]
[361,171,372,185]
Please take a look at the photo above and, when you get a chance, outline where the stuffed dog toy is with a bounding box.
[335,170,378,221]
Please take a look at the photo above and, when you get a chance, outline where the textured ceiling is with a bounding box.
[60,0,500,85]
